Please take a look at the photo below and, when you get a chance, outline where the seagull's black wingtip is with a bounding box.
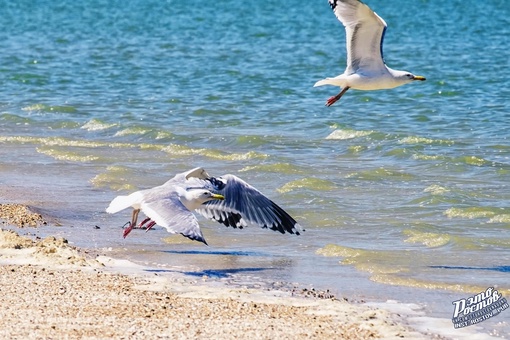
[182,233,208,246]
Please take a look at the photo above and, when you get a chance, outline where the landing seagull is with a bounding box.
[314,0,426,106]
[106,167,303,245]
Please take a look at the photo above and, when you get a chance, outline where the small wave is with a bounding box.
[423,184,450,195]
[345,167,414,181]
[240,163,305,174]
[0,135,161,151]
[384,148,410,158]
[476,237,510,249]
[22,104,46,112]
[370,275,492,294]
[444,207,497,219]
[81,119,117,131]
[21,103,77,113]
[412,153,445,161]
[277,177,335,194]
[488,214,510,224]
[114,127,153,137]
[453,155,490,167]
[347,145,367,154]
[155,131,173,140]
[413,153,491,167]
[403,229,450,248]
[36,147,100,162]
[316,244,363,258]
[90,166,137,191]
[2,136,258,162]
[316,244,403,274]
[0,136,112,148]
[399,136,454,146]
[325,129,373,140]
[162,144,267,161]
[0,113,33,123]
[317,244,499,294]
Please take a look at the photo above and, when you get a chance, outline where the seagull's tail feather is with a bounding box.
[314,77,345,87]
[106,192,142,214]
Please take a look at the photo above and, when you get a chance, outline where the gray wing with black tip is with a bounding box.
[195,174,303,235]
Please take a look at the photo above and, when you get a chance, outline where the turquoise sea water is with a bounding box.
[1,0,509,336]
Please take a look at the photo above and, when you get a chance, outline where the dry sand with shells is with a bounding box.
[0,203,483,339]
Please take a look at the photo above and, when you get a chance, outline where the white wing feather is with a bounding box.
[329,0,387,74]
[141,197,206,244]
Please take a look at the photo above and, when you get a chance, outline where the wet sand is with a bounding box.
[0,203,47,228]
[0,204,484,339]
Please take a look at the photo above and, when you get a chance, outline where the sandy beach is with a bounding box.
[0,204,498,339]
[2,1,510,338]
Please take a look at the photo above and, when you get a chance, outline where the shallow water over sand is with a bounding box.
[1,0,509,336]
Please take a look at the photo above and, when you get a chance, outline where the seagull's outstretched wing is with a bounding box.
[161,167,209,187]
[329,0,387,74]
[141,192,207,244]
[195,174,302,235]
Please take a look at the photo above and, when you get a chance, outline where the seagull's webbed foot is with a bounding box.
[122,222,134,239]
[137,217,151,229]
[144,221,156,233]
[326,95,340,107]
[138,217,156,232]
[325,86,350,107]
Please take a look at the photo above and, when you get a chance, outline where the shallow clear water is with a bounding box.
[1,0,509,336]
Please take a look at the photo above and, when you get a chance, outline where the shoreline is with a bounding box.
[0,204,501,339]
[0,228,425,339]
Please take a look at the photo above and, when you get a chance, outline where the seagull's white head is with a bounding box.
[182,189,224,210]
[392,70,427,85]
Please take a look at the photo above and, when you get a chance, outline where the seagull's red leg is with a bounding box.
[145,221,156,232]
[123,209,140,238]
[326,86,350,107]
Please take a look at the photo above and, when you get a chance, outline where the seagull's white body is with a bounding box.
[106,167,302,245]
[315,70,409,91]
[314,0,425,106]
[106,172,224,244]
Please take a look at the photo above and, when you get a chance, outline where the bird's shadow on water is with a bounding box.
[161,249,271,257]
[144,249,284,278]
[430,265,510,273]
[144,267,273,279]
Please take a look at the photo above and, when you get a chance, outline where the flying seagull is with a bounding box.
[106,167,303,245]
[314,0,426,106]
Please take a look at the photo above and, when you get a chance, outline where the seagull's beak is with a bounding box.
[413,75,426,81]
[211,193,225,200]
